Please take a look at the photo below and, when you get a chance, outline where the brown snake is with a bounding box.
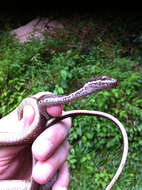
[0,76,128,190]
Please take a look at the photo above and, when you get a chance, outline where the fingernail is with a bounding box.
[23,105,35,126]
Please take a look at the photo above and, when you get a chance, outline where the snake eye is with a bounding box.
[101,76,108,80]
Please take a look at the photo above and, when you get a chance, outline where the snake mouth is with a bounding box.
[109,78,118,88]
[113,80,118,87]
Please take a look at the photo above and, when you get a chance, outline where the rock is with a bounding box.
[10,18,64,43]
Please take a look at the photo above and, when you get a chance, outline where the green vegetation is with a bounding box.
[0,15,142,189]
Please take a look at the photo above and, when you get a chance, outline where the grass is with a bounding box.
[0,13,142,189]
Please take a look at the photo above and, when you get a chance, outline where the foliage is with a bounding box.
[0,16,142,189]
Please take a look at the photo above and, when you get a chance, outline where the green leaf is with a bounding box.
[61,70,68,80]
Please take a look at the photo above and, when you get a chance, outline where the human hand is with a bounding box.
[0,93,71,190]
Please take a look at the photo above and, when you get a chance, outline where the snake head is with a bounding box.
[83,76,118,92]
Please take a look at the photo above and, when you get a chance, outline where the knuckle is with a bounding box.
[53,122,69,141]
[62,140,70,155]
[64,140,70,150]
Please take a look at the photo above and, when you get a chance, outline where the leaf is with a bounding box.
[61,70,68,80]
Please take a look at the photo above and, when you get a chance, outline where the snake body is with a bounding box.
[0,76,128,190]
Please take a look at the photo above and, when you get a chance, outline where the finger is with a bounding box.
[0,105,34,132]
[32,116,71,161]
[52,162,69,190]
[32,140,69,184]
[20,105,35,128]
[0,105,35,156]
[46,105,63,117]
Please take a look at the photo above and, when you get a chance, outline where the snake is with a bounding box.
[0,76,128,190]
